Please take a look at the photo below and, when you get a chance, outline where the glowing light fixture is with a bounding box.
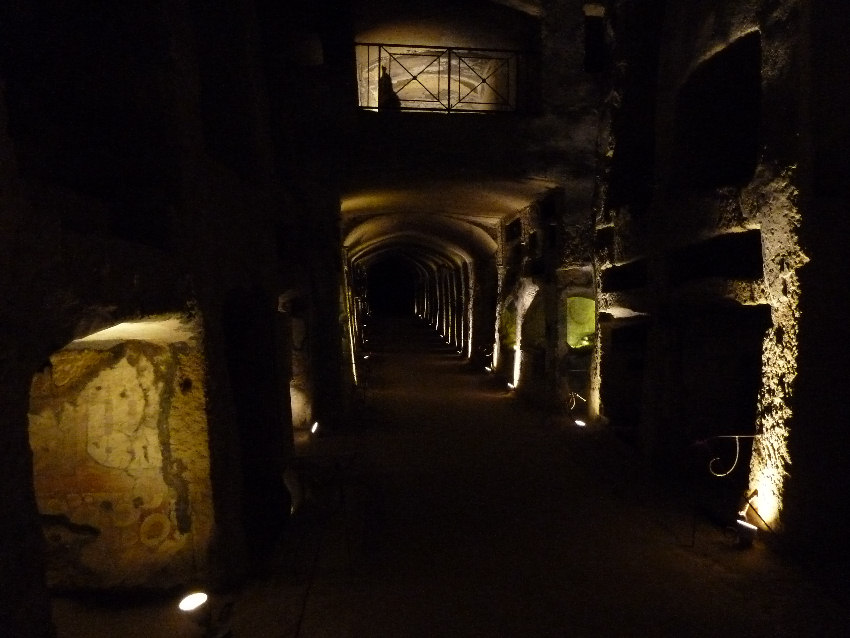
[574,419,587,427]
[507,382,515,390]
[311,422,319,434]
[736,518,758,547]
[179,592,208,612]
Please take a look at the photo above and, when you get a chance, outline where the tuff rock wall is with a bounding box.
[29,338,212,590]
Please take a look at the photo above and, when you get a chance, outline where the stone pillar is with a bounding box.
[0,85,56,637]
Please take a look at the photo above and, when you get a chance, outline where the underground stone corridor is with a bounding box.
[52,313,850,637]
[3,3,850,635]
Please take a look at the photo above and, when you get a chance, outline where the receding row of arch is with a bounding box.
[342,212,497,382]
[339,181,598,417]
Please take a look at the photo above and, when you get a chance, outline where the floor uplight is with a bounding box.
[178,591,208,612]
[736,518,758,547]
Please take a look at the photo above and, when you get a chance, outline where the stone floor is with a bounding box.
[52,314,850,637]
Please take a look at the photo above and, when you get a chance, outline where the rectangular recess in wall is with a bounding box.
[505,218,522,243]
[668,229,763,286]
[583,4,609,73]
[600,259,647,292]
[601,318,648,444]
[671,32,761,189]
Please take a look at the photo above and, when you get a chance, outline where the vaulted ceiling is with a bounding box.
[342,0,558,275]
[341,177,557,272]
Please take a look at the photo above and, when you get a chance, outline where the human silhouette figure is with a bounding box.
[377,65,400,110]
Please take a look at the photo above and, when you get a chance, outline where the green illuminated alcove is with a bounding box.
[566,297,595,349]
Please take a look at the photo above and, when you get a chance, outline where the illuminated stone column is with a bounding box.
[427,265,438,326]
[443,268,456,345]
[451,266,463,350]
[745,168,807,530]
[513,278,540,389]
[463,262,473,358]
[492,265,507,370]
[437,269,444,336]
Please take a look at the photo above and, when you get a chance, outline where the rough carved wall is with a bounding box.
[29,337,212,589]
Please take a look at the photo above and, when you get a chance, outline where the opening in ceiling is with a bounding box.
[356,44,519,112]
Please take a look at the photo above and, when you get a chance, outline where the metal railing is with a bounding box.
[355,43,520,113]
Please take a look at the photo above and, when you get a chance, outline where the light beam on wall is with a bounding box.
[512,279,539,389]
[746,167,807,530]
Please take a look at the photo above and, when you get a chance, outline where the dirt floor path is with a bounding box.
[240,314,850,637]
[53,314,850,637]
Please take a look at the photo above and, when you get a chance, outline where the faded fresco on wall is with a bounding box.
[28,332,212,589]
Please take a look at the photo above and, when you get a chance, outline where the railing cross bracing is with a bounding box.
[356,42,520,113]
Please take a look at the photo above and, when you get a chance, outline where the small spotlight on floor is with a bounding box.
[179,591,208,612]
[736,518,758,547]
[178,590,234,636]
[574,419,586,427]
